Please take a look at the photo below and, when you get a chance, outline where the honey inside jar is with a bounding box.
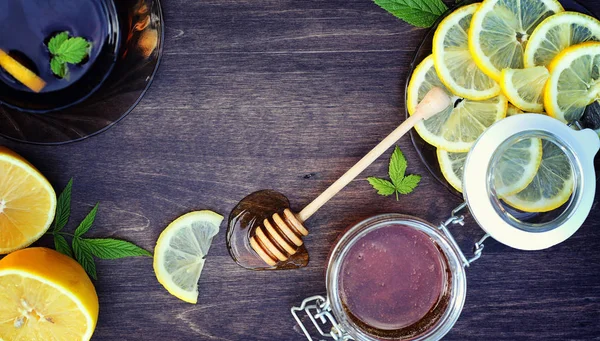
[339,224,450,339]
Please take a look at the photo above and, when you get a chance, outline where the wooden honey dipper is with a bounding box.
[250,87,452,266]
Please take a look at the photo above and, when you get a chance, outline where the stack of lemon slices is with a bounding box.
[409,0,600,212]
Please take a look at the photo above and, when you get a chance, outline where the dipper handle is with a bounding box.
[297,87,451,222]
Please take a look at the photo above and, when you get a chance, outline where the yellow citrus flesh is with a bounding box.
[500,67,549,112]
[506,103,524,116]
[407,55,507,152]
[436,149,466,192]
[544,42,600,123]
[433,3,500,100]
[437,137,542,196]
[524,12,600,68]
[0,147,56,254]
[0,49,46,93]
[503,139,573,212]
[469,0,564,81]
[154,210,223,304]
[0,247,99,341]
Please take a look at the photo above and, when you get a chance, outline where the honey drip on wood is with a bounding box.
[226,190,309,270]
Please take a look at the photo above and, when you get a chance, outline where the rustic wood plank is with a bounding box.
[2,0,600,340]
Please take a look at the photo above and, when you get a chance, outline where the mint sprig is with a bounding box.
[47,32,91,78]
[368,146,421,200]
[373,0,448,28]
[49,179,151,280]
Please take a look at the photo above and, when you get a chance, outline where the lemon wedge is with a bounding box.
[408,55,507,152]
[544,42,600,123]
[524,12,600,68]
[469,0,564,81]
[500,66,549,112]
[154,210,223,304]
[433,3,500,100]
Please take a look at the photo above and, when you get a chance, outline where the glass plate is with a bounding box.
[0,0,164,145]
[405,0,600,199]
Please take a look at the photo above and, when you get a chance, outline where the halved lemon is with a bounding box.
[433,3,500,100]
[544,42,600,123]
[0,147,56,254]
[503,139,573,212]
[407,55,507,152]
[469,0,564,81]
[0,247,99,340]
[524,12,600,68]
[437,137,542,195]
[500,66,549,112]
[154,210,223,304]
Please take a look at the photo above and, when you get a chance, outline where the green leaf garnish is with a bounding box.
[49,180,151,280]
[367,178,396,196]
[84,239,152,259]
[47,32,91,78]
[55,37,90,64]
[50,57,67,78]
[73,238,97,280]
[74,203,98,237]
[373,0,448,28]
[48,32,69,54]
[53,178,72,232]
[368,146,421,200]
[53,234,73,258]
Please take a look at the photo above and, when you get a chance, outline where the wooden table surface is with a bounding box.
[3,0,600,340]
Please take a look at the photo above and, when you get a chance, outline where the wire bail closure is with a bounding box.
[291,295,351,341]
[437,202,489,267]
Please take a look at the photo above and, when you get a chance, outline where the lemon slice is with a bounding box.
[524,12,600,68]
[0,247,99,340]
[154,210,223,304]
[433,3,500,100]
[492,137,543,197]
[544,42,600,123]
[0,147,56,254]
[437,149,467,192]
[408,55,507,152]
[500,66,549,112]
[506,103,524,116]
[469,0,564,81]
[437,137,542,195]
[503,139,573,212]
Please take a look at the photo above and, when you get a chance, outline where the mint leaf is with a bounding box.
[74,203,99,237]
[56,37,90,64]
[84,238,152,259]
[48,31,69,54]
[369,146,421,199]
[50,57,66,78]
[54,234,73,258]
[73,238,97,280]
[397,174,421,194]
[389,146,407,187]
[48,33,90,78]
[373,0,448,28]
[367,177,396,196]
[53,179,73,232]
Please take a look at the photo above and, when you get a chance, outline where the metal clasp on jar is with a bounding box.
[291,295,352,341]
[438,202,490,267]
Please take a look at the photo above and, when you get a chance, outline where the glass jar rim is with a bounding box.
[325,214,467,341]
